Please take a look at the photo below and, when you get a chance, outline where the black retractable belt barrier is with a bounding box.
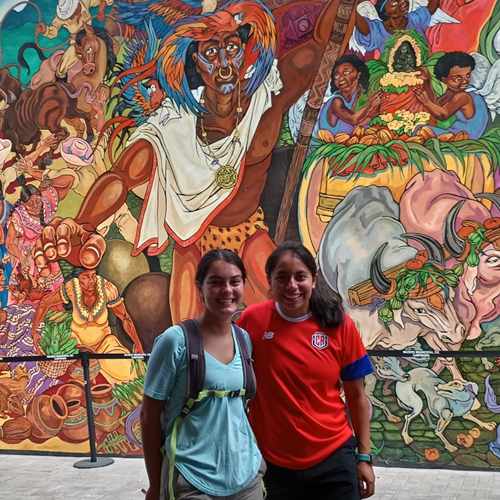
[1,348,499,466]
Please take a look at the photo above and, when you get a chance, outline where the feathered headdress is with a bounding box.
[115,0,223,38]
[101,17,165,165]
[117,0,277,115]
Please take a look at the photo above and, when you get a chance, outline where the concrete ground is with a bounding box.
[1,454,499,499]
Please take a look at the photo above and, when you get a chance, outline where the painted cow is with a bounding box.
[317,185,466,351]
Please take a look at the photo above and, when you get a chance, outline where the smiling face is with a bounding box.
[197,260,245,318]
[193,32,246,95]
[441,65,472,92]
[383,0,410,17]
[333,62,360,94]
[268,252,317,318]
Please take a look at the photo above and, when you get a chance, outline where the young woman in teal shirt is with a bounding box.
[141,249,264,500]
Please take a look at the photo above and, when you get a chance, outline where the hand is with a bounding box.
[33,217,106,270]
[97,84,110,103]
[16,156,37,177]
[416,66,430,81]
[35,23,47,35]
[414,87,430,105]
[358,461,375,498]
[32,331,44,354]
[143,487,160,500]
[368,91,388,110]
[40,134,58,151]
[97,1,106,22]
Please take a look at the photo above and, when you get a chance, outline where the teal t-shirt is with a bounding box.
[144,325,262,496]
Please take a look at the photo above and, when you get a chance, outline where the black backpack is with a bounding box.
[179,318,257,415]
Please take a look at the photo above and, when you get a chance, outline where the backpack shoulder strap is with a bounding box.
[179,319,205,410]
[233,324,257,407]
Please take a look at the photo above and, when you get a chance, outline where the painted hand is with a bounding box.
[33,217,106,270]
[97,2,106,22]
[35,23,47,36]
[368,91,388,110]
[414,87,430,105]
[40,134,58,151]
[416,66,430,81]
[16,156,37,177]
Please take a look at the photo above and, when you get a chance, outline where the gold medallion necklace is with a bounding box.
[200,80,242,190]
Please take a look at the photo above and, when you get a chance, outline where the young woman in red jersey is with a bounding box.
[237,242,375,499]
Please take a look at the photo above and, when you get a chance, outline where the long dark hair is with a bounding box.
[195,249,247,284]
[330,54,370,94]
[15,179,45,227]
[265,242,344,329]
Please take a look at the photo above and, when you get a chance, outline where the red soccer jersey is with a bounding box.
[237,300,373,469]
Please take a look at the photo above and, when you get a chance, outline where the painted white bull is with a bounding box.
[317,185,466,351]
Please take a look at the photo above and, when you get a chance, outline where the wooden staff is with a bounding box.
[274,0,357,245]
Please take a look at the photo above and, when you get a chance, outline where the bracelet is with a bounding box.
[356,453,373,463]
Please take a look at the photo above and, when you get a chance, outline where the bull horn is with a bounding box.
[7,90,16,103]
[0,88,8,103]
[475,193,500,213]
[401,233,445,265]
[370,243,392,295]
[443,201,466,258]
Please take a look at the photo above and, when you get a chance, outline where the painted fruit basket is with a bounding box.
[299,127,500,255]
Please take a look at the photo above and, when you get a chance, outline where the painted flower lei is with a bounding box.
[373,250,464,329]
[457,222,494,267]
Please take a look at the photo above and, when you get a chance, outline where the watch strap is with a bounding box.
[356,453,373,463]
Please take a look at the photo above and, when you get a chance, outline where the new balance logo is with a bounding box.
[262,332,275,340]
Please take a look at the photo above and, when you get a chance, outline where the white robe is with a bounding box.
[128,61,282,254]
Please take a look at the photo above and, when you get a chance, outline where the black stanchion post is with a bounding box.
[74,351,114,469]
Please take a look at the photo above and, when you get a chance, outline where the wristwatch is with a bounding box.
[356,453,373,464]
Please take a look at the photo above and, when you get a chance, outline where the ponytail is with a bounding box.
[309,272,344,329]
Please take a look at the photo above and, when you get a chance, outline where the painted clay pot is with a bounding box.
[91,384,123,434]
[57,380,86,407]
[60,399,89,443]
[67,346,101,383]
[26,394,68,441]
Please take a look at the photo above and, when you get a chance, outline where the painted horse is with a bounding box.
[18,24,117,136]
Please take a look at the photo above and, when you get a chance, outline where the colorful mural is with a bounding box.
[1,0,500,469]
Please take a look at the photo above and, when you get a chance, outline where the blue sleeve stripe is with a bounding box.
[341,354,374,381]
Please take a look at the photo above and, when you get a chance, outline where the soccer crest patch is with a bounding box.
[312,331,328,350]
